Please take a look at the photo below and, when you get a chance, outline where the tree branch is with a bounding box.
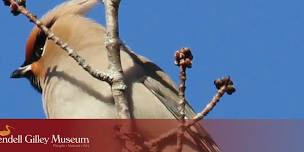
[104,0,131,119]
[103,0,141,151]
[174,48,193,152]
[3,1,237,151]
[2,0,114,84]
[4,0,132,119]
[146,77,236,148]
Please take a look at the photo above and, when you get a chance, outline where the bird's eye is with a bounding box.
[29,33,47,63]
[27,22,54,64]
[34,47,44,58]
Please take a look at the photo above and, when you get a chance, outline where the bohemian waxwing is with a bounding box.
[10,0,220,151]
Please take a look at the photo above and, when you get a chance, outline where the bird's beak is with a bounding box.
[10,64,32,78]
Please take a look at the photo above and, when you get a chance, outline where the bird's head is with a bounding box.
[10,0,100,92]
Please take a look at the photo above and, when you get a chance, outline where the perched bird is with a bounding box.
[10,0,220,151]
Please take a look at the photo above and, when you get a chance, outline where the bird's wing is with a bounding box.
[42,8,220,150]
[122,46,221,152]
[139,76,195,118]
[142,76,220,152]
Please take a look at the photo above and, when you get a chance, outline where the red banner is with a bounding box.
[0,120,303,152]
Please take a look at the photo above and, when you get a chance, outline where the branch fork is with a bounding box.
[146,76,236,148]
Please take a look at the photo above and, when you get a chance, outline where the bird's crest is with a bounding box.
[25,0,100,64]
[40,0,100,26]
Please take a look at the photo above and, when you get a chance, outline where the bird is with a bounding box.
[10,0,220,151]
[0,125,14,137]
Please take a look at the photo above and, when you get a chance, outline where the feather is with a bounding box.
[41,0,100,25]
[34,8,221,151]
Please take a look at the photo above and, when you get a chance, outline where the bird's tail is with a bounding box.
[186,124,221,152]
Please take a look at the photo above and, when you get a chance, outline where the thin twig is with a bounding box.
[174,48,193,152]
[2,0,113,84]
[145,77,236,148]
[194,77,236,119]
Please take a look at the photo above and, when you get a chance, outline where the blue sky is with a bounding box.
[0,0,303,118]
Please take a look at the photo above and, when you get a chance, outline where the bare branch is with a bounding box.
[194,77,236,119]
[104,0,131,119]
[3,1,237,151]
[103,0,140,151]
[114,125,149,152]
[4,0,131,119]
[146,77,236,148]
[174,48,193,152]
[2,0,114,84]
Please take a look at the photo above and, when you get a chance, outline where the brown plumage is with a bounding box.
[11,0,220,151]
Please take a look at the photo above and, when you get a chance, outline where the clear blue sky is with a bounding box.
[0,0,303,118]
